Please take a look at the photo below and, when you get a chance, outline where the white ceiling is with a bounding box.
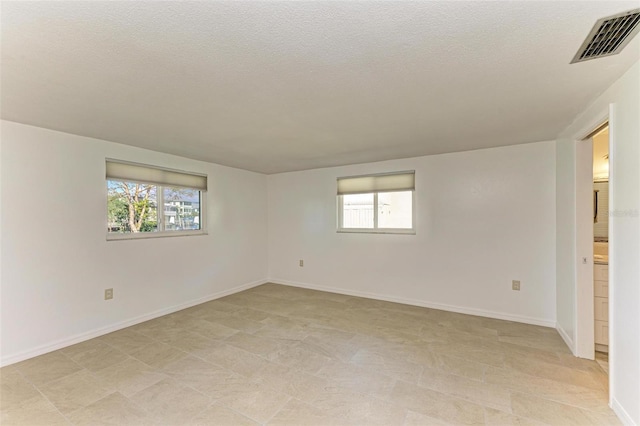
[2,1,639,174]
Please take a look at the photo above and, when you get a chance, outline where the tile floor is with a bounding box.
[1,284,619,425]
[595,351,609,375]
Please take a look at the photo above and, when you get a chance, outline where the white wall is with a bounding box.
[575,138,595,358]
[0,121,268,365]
[555,140,576,350]
[268,141,557,326]
[556,60,639,426]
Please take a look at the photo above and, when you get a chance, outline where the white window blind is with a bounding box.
[337,171,415,195]
[106,160,207,191]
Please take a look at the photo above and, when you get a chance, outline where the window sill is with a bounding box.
[107,230,207,241]
[337,229,416,235]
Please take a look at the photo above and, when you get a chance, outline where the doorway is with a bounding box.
[591,124,610,374]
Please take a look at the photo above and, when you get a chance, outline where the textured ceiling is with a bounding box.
[2,1,639,174]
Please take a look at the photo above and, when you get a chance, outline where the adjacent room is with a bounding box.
[1,1,639,425]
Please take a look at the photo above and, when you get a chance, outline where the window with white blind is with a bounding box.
[106,160,207,240]
[337,171,415,234]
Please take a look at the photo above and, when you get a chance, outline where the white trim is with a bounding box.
[611,398,636,426]
[268,278,556,328]
[107,229,208,241]
[0,278,267,367]
[606,103,615,408]
[337,229,416,235]
[556,323,576,355]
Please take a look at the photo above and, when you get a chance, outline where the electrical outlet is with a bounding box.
[512,280,521,291]
[105,288,113,300]
[299,259,304,267]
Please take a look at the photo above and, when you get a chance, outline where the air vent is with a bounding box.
[571,9,640,64]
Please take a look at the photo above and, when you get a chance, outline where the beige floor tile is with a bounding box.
[484,365,610,413]
[347,397,407,425]
[483,407,547,425]
[175,316,239,340]
[317,358,396,399]
[98,329,155,355]
[406,348,489,381]
[213,379,291,424]
[91,358,167,397]
[267,398,344,426]
[498,334,569,353]
[300,327,360,361]
[511,392,605,425]
[184,367,254,400]
[253,323,309,342]
[351,347,423,383]
[38,369,113,415]
[419,366,512,412]
[137,325,185,343]
[403,410,453,425]
[267,340,333,374]
[61,340,129,373]
[388,380,486,425]
[193,342,272,377]
[129,378,210,424]
[225,331,283,356]
[190,403,259,425]
[163,330,220,353]
[501,356,607,391]
[247,359,329,400]
[126,320,161,339]
[67,392,152,426]
[230,307,272,322]
[559,351,606,373]
[301,384,406,425]
[130,341,188,369]
[0,394,69,426]
[582,408,623,425]
[161,355,236,393]
[431,342,506,368]
[0,284,621,425]
[0,368,41,410]
[14,351,82,387]
[214,315,267,334]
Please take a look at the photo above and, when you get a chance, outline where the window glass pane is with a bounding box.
[342,193,374,228]
[378,191,412,229]
[163,187,201,231]
[107,181,158,233]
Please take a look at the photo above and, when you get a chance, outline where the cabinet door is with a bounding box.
[594,265,608,281]
[595,320,609,345]
[594,297,609,321]
[594,280,608,298]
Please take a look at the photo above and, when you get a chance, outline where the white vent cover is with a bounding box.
[571,8,640,64]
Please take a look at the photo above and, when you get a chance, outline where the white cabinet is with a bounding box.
[595,320,608,345]
[594,264,609,351]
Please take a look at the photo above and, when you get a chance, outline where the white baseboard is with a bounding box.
[611,398,637,426]
[556,323,576,355]
[0,278,267,367]
[268,278,556,328]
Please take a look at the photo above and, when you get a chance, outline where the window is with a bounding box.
[337,171,415,233]
[106,160,207,239]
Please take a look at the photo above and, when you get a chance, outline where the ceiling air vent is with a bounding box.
[571,8,640,64]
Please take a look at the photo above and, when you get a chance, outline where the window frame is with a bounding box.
[337,173,416,235]
[105,160,208,241]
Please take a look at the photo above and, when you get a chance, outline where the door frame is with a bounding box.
[573,103,614,407]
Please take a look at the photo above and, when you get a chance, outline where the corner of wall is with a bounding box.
[556,323,576,355]
[611,398,637,426]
